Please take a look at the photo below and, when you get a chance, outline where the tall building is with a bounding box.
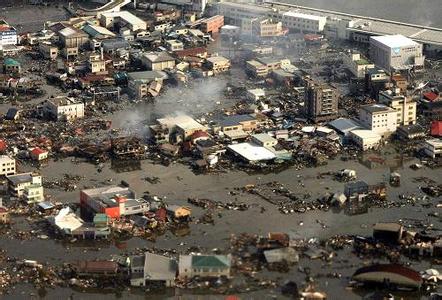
[369,35,424,71]
[0,20,17,49]
[379,89,417,126]
[359,104,398,138]
[282,11,327,33]
[304,78,339,122]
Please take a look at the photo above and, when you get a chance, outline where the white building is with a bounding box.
[216,1,271,26]
[422,139,442,158]
[379,89,417,126]
[0,156,15,177]
[166,39,184,51]
[100,11,147,32]
[41,96,85,121]
[282,11,327,33]
[369,35,424,71]
[6,173,43,202]
[359,104,398,138]
[343,51,375,78]
[251,133,278,148]
[349,129,382,150]
[0,20,17,49]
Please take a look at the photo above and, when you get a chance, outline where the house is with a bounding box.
[431,121,442,137]
[246,88,266,101]
[3,58,21,74]
[130,252,177,287]
[73,260,119,277]
[40,96,85,121]
[127,71,168,99]
[178,255,231,279]
[6,172,44,203]
[396,124,426,140]
[30,147,49,161]
[141,52,176,71]
[215,114,258,134]
[206,56,230,74]
[422,138,442,158]
[166,39,184,51]
[0,155,15,176]
[165,205,191,221]
[80,185,150,219]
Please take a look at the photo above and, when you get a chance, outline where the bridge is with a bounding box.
[76,0,133,16]
[265,1,442,47]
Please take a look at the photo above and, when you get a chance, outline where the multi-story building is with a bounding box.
[80,185,150,219]
[141,52,176,71]
[0,155,15,177]
[200,15,224,34]
[216,1,271,26]
[422,138,442,158]
[369,35,424,71]
[359,104,398,138]
[39,41,59,60]
[379,89,416,126]
[0,20,17,48]
[282,11,327,33]
[100,11,147,32]
[58,26,89,49]
[127,70,168,99]
[242,18,284,38]
[40,96,84,121]
[206,56,231,74]
[6,172,43,202]
[343,51,375,78]
[88,52,107,74]
[304,78,339,122]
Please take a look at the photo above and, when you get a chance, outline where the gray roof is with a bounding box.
[328,118,362,134]
[127,71,168,82]
[144,253,177,281]
[361,104,394,114]
[6,173,33,185]
[218,114,256,127]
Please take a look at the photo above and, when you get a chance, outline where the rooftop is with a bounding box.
[228,142,276,162]
[101,11,146,26]
[350,129,382,139]
[370,34,419,48]
[283,11,325,21]
[48,96,82,106]
[361,104,395,114]
[158,115,206,131]
[191,255,231,268]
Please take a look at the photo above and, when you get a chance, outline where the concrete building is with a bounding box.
[165,39,184,51]
[80,185,150,219]
[379,89,417,126]
[251,133,278,148]
[206,56,231,74]
[216,2,270,26]
[200,15,224,34]
[141,52,176,71]
[58,26,89,49]
[39,41,59,60]
[349,129,382,150]
[178,255,231,279]
[127,71,168,99]
[157,115,207,142]
[343,51,375,78]
[370,35,424,71]
[0,155,15,177]
[304,78,339,122]
[100,11,147,32]
[242,18,284,38]
[359,104,398,137]
[6,172,43,201]
[422,138,442,158]
[0,20,17,48]
[88,52,107,74]
[282,11,327,33]
[41,96,85,121]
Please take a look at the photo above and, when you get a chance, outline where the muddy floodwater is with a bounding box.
[1,144,441,299]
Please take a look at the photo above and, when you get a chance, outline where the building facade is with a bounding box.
[359,104,398,137]
[41,96,85,121]
[0,155,15,177]
[304,78,339,122]
[379,89,417,126]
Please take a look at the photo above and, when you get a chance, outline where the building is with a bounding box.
[369,35,424,71]
[88,53,106,74]
[6,172,43,202]
[156,115,207,142]
[165,39,184,51]
[127,71,168,99]
[396,124,426,140]
[304,79,339,122]
[206,56,230,74]
[40,96,85,121]
[227,143,276,162]
[39,41,59,60]
[343,51,374,78]
[216,2,269,26]
[178,255,231,279]
[0,155,15,176]
[141,52,176,71]
[0,20,17,48]
[251,133,278,148]
[0,207,9,224]
[214,114,258,134]
[352,264,422,289]
[379,89,416,126]
[100,11,147,32]
[30,147,49,161]
[200,15,224,34]
[349,129,382,150]
[422,138,442,158]
[80,185,150,219]
[365,68,390,99]
[282,11,327,33]
[3,58,21,74]
[246,60,269,78]
[130,252,177,287]
[58,26,89,49]
[359,104,398,138]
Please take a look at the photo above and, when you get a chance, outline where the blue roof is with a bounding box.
[218,114,256,127]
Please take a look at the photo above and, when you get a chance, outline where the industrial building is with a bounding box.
[369,35,424,71]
